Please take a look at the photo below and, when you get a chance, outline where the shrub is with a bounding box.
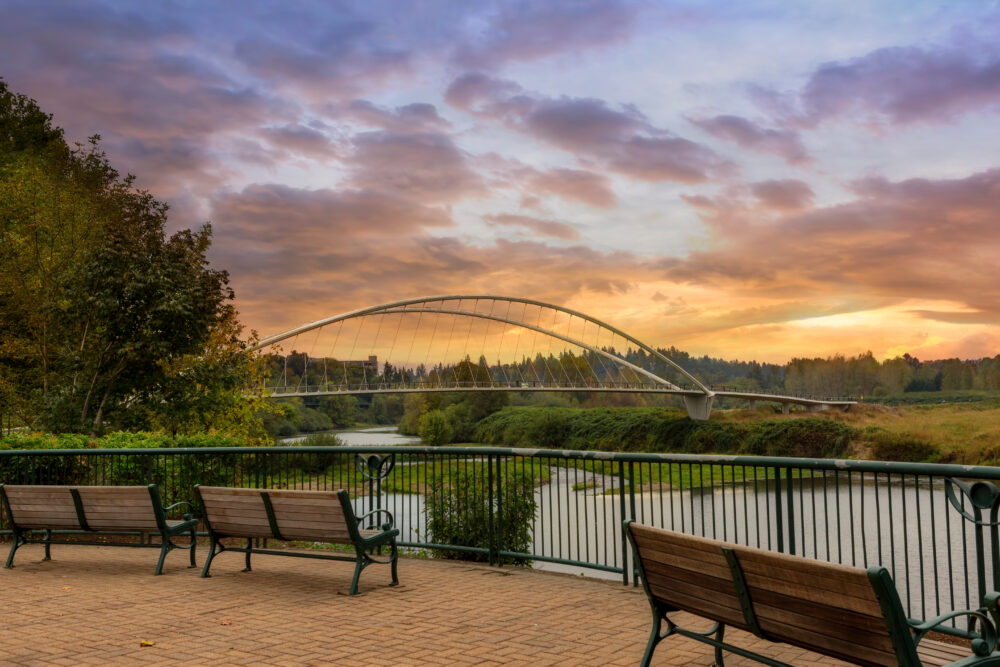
[418,409,453,446]
[739,419,852,459]
[424,464,536,565]
[864,428,940,462]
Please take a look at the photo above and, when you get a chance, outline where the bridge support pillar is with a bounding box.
[683,394,715,421]
[781,403,790,415]
[748,400,757,411]
[809,404,830,413]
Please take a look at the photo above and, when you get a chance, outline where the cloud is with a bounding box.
[665,168,1000,318]
[450,0,638,69]
[211,183,454,249]
[691,115,810,164]
[446,73,731,183]
[528,168,617,208]
[749,179,814,210]
[797,45,1000,126]
[346,130,485,204]
[342,99,451,132]
[484,213,580,240]
[260,123,341,161]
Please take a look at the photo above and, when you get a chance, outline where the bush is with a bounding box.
[418,409,453,446]
[424,464,536,565]
[739,419,852,459]
[864,428,940,462]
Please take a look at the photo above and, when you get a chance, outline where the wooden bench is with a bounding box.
[0,484,198,575]
[625,521,1000,667]
[194,486,399,595]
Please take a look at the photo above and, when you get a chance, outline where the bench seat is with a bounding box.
[194,486,399,595]
[626,521,1000,667]
[1,484,197,575]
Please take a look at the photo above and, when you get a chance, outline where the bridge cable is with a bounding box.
[442,300,461,386]
[422,299,442,382]
[328,320,345,389]
[384,308,406,387]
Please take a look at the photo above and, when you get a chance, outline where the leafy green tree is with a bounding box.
[418,409,453,445]
[0,79,263,435]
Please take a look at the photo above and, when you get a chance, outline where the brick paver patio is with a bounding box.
[0,544,849,665]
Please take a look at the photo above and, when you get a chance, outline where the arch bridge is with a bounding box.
[252,295,855,420]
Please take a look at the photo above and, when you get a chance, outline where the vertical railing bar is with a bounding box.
[915,473,926,622]
[889,472,899,590]
[822,470,830,561]
[618,460,628,584]
[787,467,796,556]
[962,491,971,611]
[875,472,882,569]
[901,472,911,616]
[773,466,782,553]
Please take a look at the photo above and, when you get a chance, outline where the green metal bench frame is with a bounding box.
[626,520,1000,667]
[0,483,197,575]
[194,486,399,595]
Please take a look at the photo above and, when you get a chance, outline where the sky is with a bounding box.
[2,0,999,364]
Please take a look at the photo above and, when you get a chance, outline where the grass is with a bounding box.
[716,399,1000,464]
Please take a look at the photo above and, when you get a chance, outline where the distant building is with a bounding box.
[342,355,378,374]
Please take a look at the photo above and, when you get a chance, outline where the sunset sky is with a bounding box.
[3,1,999,364]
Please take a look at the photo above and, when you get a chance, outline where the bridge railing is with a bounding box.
[0,446,994,633]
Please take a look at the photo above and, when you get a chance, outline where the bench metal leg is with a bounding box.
[201,535,221,578]
[43,529,52,561]
[4,529,23,568]
[243,538,252,572]
[390,542,399,587]
[154,540,170,576]
[640,610,663,667]
[189,529,197,567]
[713,623,726,667]
[350,554,366,595]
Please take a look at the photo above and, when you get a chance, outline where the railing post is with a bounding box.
[786,466,796,555]
[495,455,503,568]
[487,453,495,567]
[619,460,629,586]
[628,460,638,585]
[774,467,784,554]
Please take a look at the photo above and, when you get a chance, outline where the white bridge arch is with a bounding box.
[253,295,855,420]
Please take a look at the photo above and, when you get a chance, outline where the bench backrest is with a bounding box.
[74,486,160,532]
[626,522,754,633]
[731,544,903,667]
[196,486,353,543]
[1,485,81,530]
[627,522,916,667]
[1,484,162,532]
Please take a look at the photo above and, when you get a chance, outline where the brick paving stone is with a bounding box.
[0,545,860,665]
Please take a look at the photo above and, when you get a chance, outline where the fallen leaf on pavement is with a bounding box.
[140,640,155,647]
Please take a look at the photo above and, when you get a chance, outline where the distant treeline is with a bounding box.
[267,347,1000,404]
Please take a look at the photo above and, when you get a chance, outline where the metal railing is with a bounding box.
[1,446,997,632]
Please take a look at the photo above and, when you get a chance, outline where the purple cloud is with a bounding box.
[691,115,810,164]
[447,73,730,183]
[797,45,1000,126]
[749,179,814,210]
[484,213,580,240]
[451,0,638,69]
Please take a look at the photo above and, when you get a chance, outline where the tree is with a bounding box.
[0,79,263,435]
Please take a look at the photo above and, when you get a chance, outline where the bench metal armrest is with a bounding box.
[985,592,1000,632]
[164,501,196,522]
[356,508,394,531]
[910,609,998,657]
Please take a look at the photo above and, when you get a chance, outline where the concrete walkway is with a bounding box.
[0,545,848,665]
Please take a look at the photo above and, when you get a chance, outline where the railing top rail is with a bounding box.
[0,445,996,479]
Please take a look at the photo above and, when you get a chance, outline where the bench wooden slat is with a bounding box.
[918,640,976,667]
